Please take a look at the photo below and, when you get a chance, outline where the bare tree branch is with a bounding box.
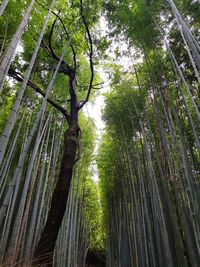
[8,67,70,122]
[48,18,60,62]
[78,0,94,110]
[50,11,77,71]
[36,0,77,71]
[40,40,53,57]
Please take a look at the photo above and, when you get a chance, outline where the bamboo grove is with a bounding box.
[0,0,200,267]
[99,0,200,267]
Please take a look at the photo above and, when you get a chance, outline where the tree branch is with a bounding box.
[49,18,60,62]
[78,0,94,110]
[36,0,77,74]
[8,68,70,122]
[40,40,53,57]
[50,11,77,72]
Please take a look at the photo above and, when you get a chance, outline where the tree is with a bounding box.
[0,0,102,265]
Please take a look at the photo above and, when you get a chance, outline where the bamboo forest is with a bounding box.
[0,0,200,266]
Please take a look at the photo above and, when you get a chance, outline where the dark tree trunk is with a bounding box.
[33,121,79,266]
[33,72,81,266]
[85,249,106,267]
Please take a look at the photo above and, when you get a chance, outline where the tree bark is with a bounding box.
[33,121,79,266]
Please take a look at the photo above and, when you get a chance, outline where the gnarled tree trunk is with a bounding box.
[34,123,79,266]
[34,77,80,266]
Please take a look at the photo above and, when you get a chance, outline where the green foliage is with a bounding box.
[104,76,146,139]
[0,0,105,261]
[97,5,200,266]
[0,0,27,48]
[104,0,159,49]
[83,176,105,250]
[76,114,106,251]
[0,83,15,132]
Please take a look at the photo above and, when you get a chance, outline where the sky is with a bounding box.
[82,16,111,183]
[83,69,110,182]
[82,16,137,183]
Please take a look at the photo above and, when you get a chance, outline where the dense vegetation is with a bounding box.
[0,0,200,266]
